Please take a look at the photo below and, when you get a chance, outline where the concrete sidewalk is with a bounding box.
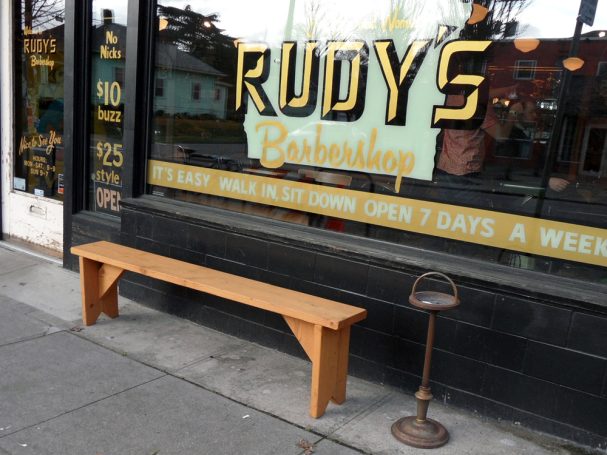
[0,242,599,455]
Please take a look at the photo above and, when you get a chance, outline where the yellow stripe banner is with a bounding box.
[148,159,607,268]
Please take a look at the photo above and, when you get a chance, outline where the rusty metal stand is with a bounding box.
[391,272,460,449]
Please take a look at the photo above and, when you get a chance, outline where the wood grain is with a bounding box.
[72,241,367,329]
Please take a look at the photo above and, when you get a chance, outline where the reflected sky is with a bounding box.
[92,0,129,25]
[155,0,607,39]
[92,0,607,39]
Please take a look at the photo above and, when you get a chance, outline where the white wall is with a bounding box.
[1,0,64,253]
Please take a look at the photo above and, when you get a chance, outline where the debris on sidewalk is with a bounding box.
[297,439,315,454]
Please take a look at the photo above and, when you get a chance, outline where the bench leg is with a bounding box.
[100,284,119,319]
[284,317,352,418]
[332,326,351,405]
[310,325,340,418]
[79,257,124,326]
[79,257,102,326]
[99,264,123,319]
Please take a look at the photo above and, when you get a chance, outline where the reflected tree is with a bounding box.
[157,4,236,77]
[464,0,531,39]
[23,0,64,30]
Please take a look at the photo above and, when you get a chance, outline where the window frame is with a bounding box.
[191,81,201,101]
[514,59,537,80]
[155,77,164,97]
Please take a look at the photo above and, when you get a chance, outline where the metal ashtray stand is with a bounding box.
[391,272,460,449]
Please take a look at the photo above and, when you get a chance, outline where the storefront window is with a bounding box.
[147,0,607,284]
[88,2,128,215]
[14,0,66,199]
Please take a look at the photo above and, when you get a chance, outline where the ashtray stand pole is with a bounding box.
[416,310,437,423]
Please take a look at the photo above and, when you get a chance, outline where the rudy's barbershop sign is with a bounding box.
[236,1,489,191]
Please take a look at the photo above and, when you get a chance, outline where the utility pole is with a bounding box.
[535,1,589,220]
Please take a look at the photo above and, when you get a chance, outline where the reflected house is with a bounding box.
[91,22,126,108]
[91,23,229,120]
[487,33,607,181]
[154,43,228,120]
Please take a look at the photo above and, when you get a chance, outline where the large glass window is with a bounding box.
[88,2,128,215]
[14,0,65,199]
[147,0,607,284]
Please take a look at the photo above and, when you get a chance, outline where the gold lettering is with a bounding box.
[279,41,319,110]
[236,43,275,115]
[253,122,416,189]
[374,40,430,124]
[433,40,491,125]
[322,41,366,118]
[256,120,287,168]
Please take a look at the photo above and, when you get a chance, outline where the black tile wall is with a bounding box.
[121,210,154,239]
[442,386,515,422]
[225,234,268,269]
[431,350,486,394]
[187,227,227,258]
[492,296,572,346]
[349,356,387,385]
[72,233,100,248]
[260,270,292,289]
[350,326,397,366]
[441,322,528,371]
[314,254,368,294]
[393,338,426,374]
[133,236,171,256]
[152,217,190,247]
[366,266,415,305]
[482,366,561,420]
[478,329,527,371]
[555,388,607,437]
[568,312,607,358]
[447,286,496,327]
[120,210,137,236]
[523,342,606,396]
[261,311,290,334]
[394,306,428,343]
[384,367,422,394]
[168,246,205,266]
[603,369,607,398]
[267,245,316,281]
[433,316,458,351]
[206,256,265,281]
[509,407,603,447]
[359,298,396,334]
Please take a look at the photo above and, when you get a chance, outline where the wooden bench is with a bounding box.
[71,241,367,418]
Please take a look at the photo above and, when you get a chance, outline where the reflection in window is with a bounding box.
[114,67,125,87]
[13,0,66,199]
[147,1,607,284]
[581,127,607,176]
[155,78,164,97]
[191,82,201,101]
[88,2,128,215]
[514,59,537,80]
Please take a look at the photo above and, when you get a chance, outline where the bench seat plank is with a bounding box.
[72,241,366,330]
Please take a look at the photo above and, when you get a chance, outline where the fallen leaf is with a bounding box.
[297,439,315,454]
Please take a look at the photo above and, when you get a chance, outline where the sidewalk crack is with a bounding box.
[0,375,168,440]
